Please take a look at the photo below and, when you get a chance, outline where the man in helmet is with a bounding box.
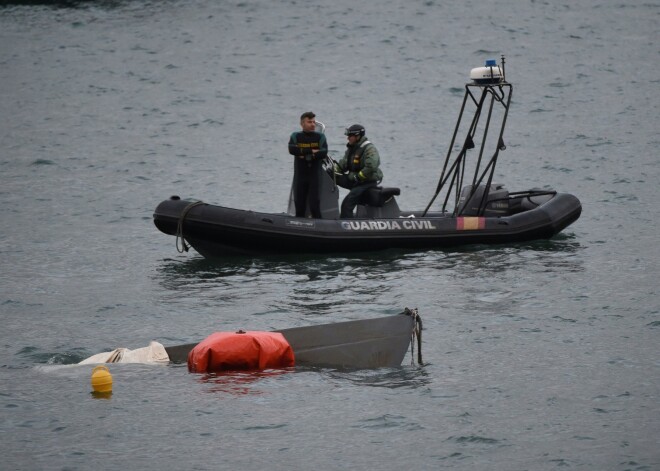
[333,124,384,218]
[288,111,328,218]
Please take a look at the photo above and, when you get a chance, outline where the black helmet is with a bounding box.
[344,124,365,137]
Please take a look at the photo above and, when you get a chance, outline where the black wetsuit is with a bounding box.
[288,131,328,218]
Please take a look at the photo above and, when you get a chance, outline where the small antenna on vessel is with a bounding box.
[501,54,506,82]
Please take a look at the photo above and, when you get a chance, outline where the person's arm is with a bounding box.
[312,133,328,160]
[336,150,348,172]
[288,132,304,156]
[358,145,381,181]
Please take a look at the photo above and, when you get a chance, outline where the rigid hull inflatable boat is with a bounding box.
[154,57,581,258]
[154,189,580,258]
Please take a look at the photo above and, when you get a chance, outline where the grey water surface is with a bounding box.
[1,1,658,470]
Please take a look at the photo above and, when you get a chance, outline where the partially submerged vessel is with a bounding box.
[154,57,581,258]
[80,309,423,371]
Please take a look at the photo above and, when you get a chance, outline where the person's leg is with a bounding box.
[340,192,356,218]
[294,171,310,217]
[308,164,322,218]
[340,182,376,218]
[335,174,352,189]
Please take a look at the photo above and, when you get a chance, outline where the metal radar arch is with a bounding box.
[423,55,513,217]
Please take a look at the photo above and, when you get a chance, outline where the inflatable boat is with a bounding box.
[154,57,581,258]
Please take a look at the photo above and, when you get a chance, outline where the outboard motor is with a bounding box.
[508,188,556,214]
[457,183,509,216]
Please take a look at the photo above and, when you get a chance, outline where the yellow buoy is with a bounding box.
[90,365,113,394]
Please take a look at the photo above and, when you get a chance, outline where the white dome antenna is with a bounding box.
[470,56,506,85]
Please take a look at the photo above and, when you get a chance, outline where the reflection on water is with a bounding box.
[194,365,431,396]
[156,234,584,285]
[327,365,431,390]
[156,249,424,281]
[195,369,292,396]
[151,237,585,322]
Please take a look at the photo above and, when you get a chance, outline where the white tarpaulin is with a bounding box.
[79,341,170,365]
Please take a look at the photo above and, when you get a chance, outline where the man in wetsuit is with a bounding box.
[288,111,328,218]
[334,124,383,218]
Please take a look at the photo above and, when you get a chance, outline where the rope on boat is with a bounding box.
[404,307,423,365]
[175,200,204,253]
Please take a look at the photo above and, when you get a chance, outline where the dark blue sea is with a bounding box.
[1,1,658,470]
